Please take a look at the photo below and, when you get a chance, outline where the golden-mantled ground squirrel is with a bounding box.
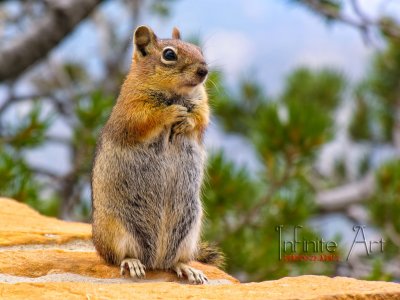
[91,25,223,284]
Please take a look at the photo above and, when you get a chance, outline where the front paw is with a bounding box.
[172,118,195,135]
[166,104,188,124]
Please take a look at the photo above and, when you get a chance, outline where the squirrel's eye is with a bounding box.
[162,48,177,63]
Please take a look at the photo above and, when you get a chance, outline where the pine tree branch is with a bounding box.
[392,94,400,150]
[0,93,51,115]
[0,0,103,81]
[316,172,375,211]
[298,0,400,43]
[300,0,368,29]
[31,166,61,180]
[45,135,70,145]
[385,222,400,249]
[227,162,294,235]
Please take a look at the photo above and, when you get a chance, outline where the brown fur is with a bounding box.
[106,29,208,145]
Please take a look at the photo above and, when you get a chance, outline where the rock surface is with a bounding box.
[0,197,399,299]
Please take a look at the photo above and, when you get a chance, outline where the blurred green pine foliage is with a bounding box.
[0,103,51,213]
[203,68,344,280]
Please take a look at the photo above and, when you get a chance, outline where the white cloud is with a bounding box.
[344,0,400,21]
[203,30,256,83]
[357,0,389,17]
[288,24,373,82]
[240,0,268,21]
[205,120,261,173]
[293,44,368,80]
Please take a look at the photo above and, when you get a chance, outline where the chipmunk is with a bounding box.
[91,25,223,284]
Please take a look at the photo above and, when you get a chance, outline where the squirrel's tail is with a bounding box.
[196,242,225,269]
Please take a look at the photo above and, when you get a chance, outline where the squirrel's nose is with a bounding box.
[196,66,208,79]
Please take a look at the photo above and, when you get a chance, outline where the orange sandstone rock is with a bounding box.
[1,197,400,299]
[0,249,237,283]
[0,198,91,246]
[0,197,237,285]
[0,276,400,300]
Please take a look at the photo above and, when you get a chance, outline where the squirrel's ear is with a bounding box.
[134,25,157,57]
[172,27,181,40]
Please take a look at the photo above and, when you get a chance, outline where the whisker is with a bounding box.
[207,78,219,93]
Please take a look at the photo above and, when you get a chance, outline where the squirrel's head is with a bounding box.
[131,25,208,96]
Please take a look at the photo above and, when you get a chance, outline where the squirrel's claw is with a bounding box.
[172,118,195,136]
[120,258,146,279]
[173,262,208,284]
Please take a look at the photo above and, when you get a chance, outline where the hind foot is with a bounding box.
[173,262,208,284]
[120,258,146,279]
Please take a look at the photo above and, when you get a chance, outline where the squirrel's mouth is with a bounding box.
[183,79,205,88]
[177,82,202,96]
[178,78,206,95]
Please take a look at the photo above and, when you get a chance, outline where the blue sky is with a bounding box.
[141,0,384,172]
[139,0,379,92]
[6,0,400,174]
[57,0,391,94]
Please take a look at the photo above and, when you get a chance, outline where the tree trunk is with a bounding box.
[0,0,102,81]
